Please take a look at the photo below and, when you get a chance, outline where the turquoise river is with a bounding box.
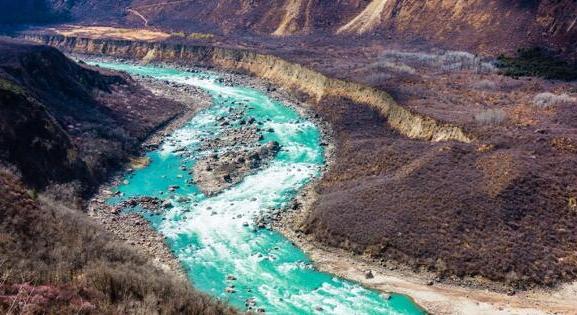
[97,61,426,315]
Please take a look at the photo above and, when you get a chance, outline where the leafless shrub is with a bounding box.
[472,80,498,91]
[532,92,577,108]
[369,61,416,75]
[42,181,83,207]
[379,50,496,74]
[364,72,393,85]
[0,172,236,314]
[475,109,507,125]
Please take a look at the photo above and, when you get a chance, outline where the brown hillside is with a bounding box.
[0,37,184,194]
[29,0,577,57]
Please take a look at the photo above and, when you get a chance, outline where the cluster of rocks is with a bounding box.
[114,195,186,213]
[193,140,280,196]
[88,197,184,276]
[215,76,237,87]
[200,123,262,151]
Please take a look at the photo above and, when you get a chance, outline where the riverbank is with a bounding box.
[84,59,425,314]
[275,186,577,314]
[82,56,577,315]
[24,29,577,298]
[84,56,338,297]
[87,68,214,278]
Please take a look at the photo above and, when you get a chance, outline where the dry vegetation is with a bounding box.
[0,38,184,193]
[290,41,577,290]
[378,50,496,74]
[0,39,235,314]
[50,26,171,41]
[474,108,507,125]
[532,92,576,108]
[171,32,215,41]
[302,93,577,289]
[0,169,236,314]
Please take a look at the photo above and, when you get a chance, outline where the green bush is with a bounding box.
[496,47,577,81]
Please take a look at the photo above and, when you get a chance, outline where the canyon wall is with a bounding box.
[23,33,471,143]
[26,0,577,56]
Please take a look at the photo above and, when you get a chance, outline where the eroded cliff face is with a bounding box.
[342,0,577,55]
[24,0,577,56]
[23,33,471,143]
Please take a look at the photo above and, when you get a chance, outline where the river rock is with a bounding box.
[365,270,374,279]
[193,141,280,196]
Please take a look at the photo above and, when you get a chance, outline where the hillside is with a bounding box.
[14,0,577,57]
[3,1,577,312]
[23,30,577,292]
[0,37,183,194]
[0,38,235,313]
[0,169,235,314]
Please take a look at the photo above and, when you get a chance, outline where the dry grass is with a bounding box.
[50,25,171,41]
[369,61,416,75]
[472,79,498,91]
[0,169,236,314]
[171,32,214,40]
[305,96,577,288]
[364,72,393,85]
[379,50,496,74]
[474,108,507,125]
[532,92,576,108]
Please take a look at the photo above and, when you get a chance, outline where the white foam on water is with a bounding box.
[95,61,422,315]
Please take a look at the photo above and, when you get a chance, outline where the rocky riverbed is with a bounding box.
[193,140,280,196]
[85,56,335,283]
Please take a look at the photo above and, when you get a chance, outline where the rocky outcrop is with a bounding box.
[194,141,280,196]
[22,34,471,143]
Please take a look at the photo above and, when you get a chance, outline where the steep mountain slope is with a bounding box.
[0,37,236,314]
[16,0,576,56]
[0,37,183,193]
[0,169,235,314]
[337,0,390,35]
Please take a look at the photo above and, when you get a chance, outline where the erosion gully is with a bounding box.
[97,61,426,315]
